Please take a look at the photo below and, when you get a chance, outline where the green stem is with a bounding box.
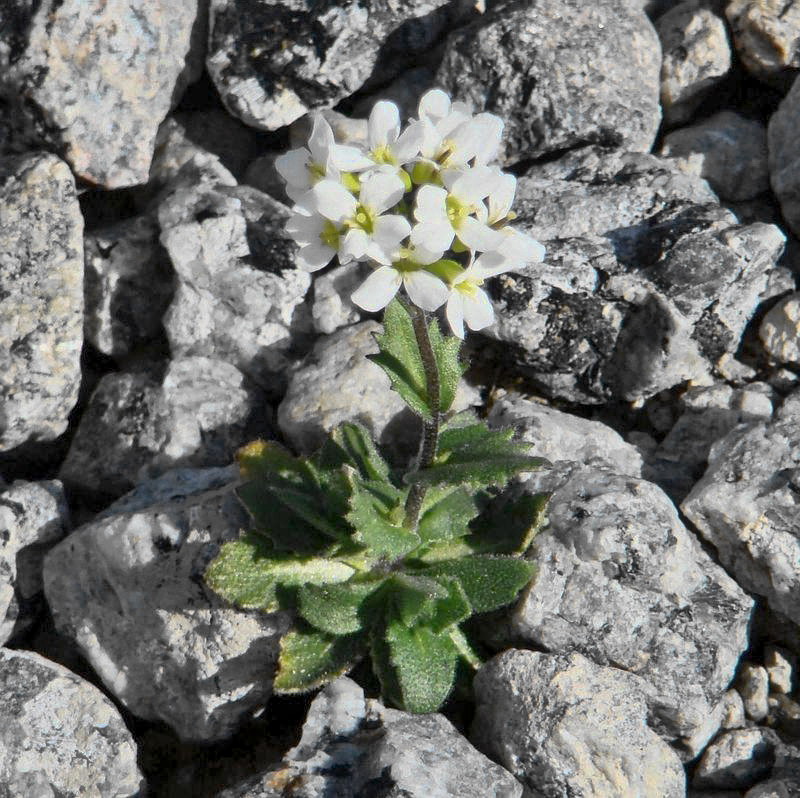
[403,302,441,529]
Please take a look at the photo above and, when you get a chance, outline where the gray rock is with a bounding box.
[761,293,800,365]
[739,663,771,722]
[43,470,290,741]
[489,462,753,747]
[657,2,732,126]
[0,0,202,187]
[436,0,662,164]
[472,650,685,797]
[0,648,143,797]
[721,689,748,730]
[158,173,311,393]
[765,645,795,695]
[769,76,800,237]
[0,481,69,643]
[661,111,769,200]
[0,153,83,452]
[726,0,800,87]
[84,213,174,358]
[487,392,644,476]
[694,728,779,790]
[683,414,800,624]
[310,262,366,335]
[221,677,522,798]
[206,0,475,131]
[59,357,270,500]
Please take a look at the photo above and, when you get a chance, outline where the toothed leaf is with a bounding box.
[297,578,386,635]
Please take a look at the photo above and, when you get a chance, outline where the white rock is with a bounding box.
[765,645,795,695]
[761,293,800,365]
[738,663,770,722]
[694,728,778,790]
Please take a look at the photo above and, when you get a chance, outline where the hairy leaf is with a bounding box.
[315,423,391,483]
[205,536,355,611]
[417,486,479,543]
[427,313,464,414]
[387,574,451,627]
[274,625,366,693]
[348,479,420,559]
[471,490,550,555]
[297,578,386,635]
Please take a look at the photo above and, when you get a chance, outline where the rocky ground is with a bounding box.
[2,0,800,795]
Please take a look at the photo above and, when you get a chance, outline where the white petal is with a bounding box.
[470,114,504,165]
[403,269,449,312]
[411,219,454,253]
[308,114,335,164]
[331,144,374,172]
[286,211,322,241]
[462,287,495,331]
[472,251,514,278]
[373,215,411,253]
[296,242,334,272]
[451,165,502,204]
[418,118,441,159]
[413,184,448,222]
[275,148,311,189]
[351,266,402,311]
[407,240,444,266]
[369,101,401,149]
[498,228,546,264]
[311,180,357,223]
[445,293,465,339]
[487,171,516,222]
[456,216,502,252]
[341,228,370,262]
[392,120,425,163]
[360,172,405,215]
[418,89,451,121]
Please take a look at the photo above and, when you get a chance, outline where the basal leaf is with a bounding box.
[424,576,472,633]
[331,423,391,483]
[298,578,386,636]
[348,479,420,559]
[387,574,451,627]
[205,536,355,611]
[274,624,367,693]
[470,490,550,555]
[418,555,537,613]
[417,486,479,543]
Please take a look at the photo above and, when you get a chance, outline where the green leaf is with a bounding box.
[387,574,450,627]
[315,423,391,483]
[471,490,550,555]
[297,578,386,635]
[205,536,355,611]
[448,625,482,670]
[274,624,366,693]
[347,479,420,559]
[418,555,537,613]
[427,312,464,414]
[425,576,472,632]
[417,486,479,543]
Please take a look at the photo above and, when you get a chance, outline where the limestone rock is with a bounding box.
[657,2,732,126]
[310,263,366,335]
[472,650,685,797]
[761,293,800,365]
[694,728,779,790]
[739,663,770,722]
[0,0,202,187]
[661,111,769,200]
[43,469,290,741]
[436,0,662,164]
[769,75,800,237]
[0,648,143,797]
[0,153,83,452]
[765,645,795,694]
[0,480,69,643]
[59,357,271,501]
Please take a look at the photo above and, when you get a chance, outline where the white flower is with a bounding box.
[351,258,449,313]
[308,172,409,265]
[285,209,341,273]
[275,114,369,203]
[362,101,424,174]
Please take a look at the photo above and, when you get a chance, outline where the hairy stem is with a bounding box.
[403,302,441,529]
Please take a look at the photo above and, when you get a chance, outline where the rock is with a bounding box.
[0,480,69,643]
[721,689,747,730]
[158,172,311,393]
[769,75,800,237]
[43,469,290,741]
[472,649,685,797]
[221,677,522,798]
[770,693,800,737]
[84,213,174,358]
[487,462,753,747]
[0,648,143,797]
[726,0,800,87]
[765,645,795,694]
[661,111,769,200]
[206,0,475,131]
[761,293,800,365]
[694,728,779,790]
[682,415,800,625]
[0,153,83,452]
[436,0,662,164]
[487,392,644,476]
[0,0,203,187]
[59,357,270,502]
[739,663,771,722]
[310,263,366,335]
[657,2,732,126]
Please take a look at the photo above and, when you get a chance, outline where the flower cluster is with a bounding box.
[277,90,545,338]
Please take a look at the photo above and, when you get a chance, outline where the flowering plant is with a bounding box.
[205,91,549,713]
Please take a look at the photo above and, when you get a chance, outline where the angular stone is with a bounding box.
[220,677,522,798]
[739,663,770,722]
[43,469,290,741]
[761,293,800,365]
[488,463,753,746]
[310,263,366,335]
[0,0,202,187]
[436,0,662,164]
[769,75,800,237]
[0,648,143,797]
[206,0,475,131]
[487,392,644,476]
[682,416,800,625]
[694,728,779,790]
[657,2,732,126]
[472,650,685,797]
[84,213,174,358]
[661,111,769,200]
[158,173,311,393]
[0,153,83,452]
[59,357,270,501]
[765,645,795,695]
[0,480,69,643]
